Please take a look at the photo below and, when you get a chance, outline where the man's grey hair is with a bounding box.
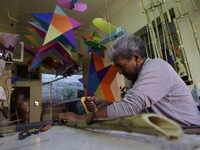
[107,33,146,62]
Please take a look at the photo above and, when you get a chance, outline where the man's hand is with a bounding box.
[58,112,80,125]
[85,96,103,112]
[85,96,113,113]
[58,96,113,125]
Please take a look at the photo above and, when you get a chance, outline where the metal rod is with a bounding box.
[40,98,82,121]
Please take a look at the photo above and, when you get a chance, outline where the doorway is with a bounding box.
[12,87,30,123]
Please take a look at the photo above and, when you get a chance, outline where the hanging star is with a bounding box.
[67,47,84,66]
[11,77,20,84]
[28,22,46,39]
[78,53,118,102]
[25,27,72,67]
[25,5,84,77]
[33,41,72,62]
[30,5,82,49]
[24,45,38,57]
[55,61,80,77]
[24,35,41,49]
[24,46,54,72]
[57,0,87,12]
[27,59,36,73]
[92,18,126,44]
[82,29,105,58]
[27,28,43,44]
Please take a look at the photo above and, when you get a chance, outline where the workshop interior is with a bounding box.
[1,0,200,149]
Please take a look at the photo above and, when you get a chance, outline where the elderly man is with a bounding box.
[58,33,200,126]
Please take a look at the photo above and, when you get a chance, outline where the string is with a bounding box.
[105,0,115,52]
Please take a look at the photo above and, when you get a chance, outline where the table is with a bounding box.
[1,126,200,150]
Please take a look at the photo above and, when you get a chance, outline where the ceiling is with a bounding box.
[0,0,115,44]
[0,0,116,74]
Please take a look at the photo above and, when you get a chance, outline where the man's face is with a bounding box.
[114,56,140,81]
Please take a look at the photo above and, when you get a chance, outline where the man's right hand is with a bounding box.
[85,96,113,113]
[85,96,103,112]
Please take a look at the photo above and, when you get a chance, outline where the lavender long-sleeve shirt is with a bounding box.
[107,58,200,126]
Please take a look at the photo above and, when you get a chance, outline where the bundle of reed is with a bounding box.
[64,113,183,140]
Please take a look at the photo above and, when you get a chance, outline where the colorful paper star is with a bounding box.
[79,54,118,102]
[30,5,82,49]
[82,29,105,58]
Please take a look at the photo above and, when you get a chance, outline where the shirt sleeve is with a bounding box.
[107,59,173,118]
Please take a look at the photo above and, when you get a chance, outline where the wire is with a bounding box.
[2,71,17,109]
[29,72,33,83]
[105,0,115,52]
[7,10,19,23]
[106,0,111,23]
[2,77,12,108]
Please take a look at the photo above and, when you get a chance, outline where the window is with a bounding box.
[42,74,84,103]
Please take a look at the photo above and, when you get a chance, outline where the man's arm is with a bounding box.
[79,106,109,120]
[85,96,113,111]
[58,106,109,125]
[58,97,113,125]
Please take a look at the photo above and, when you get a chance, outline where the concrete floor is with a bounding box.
[1,126,200,150]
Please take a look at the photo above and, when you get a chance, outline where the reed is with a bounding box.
[140,0,145,13]
[65,113,183,140]
[191,0,197,11]
[144,9,158,58]
[151,0,163,59]
[188,12,200,53]
[173,19,192,81]
[157,2,175,62]
[176,0,184,18]
[163,0,171,22]
[146,25,153,58]
[162,27,168,62]
[143,34,149,57]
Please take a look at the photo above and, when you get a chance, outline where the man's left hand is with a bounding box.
[58,112,80,125]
